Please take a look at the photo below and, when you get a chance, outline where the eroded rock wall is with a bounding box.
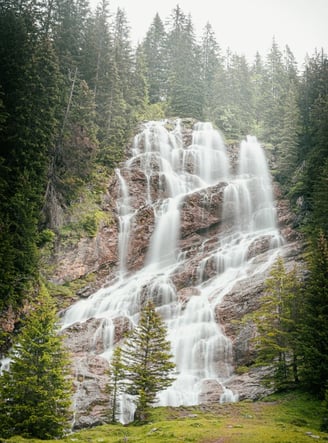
[49,120,304,427]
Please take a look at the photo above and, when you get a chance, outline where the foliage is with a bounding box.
[250,256,303,390]
[120,300,176,422]
[107,346,125,423]
[0,6,61,309]
[299,232,328,398]
[0,283,72,439]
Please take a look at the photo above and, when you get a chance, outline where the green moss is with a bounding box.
[59,209,113,245]
[47,281,73,298]
[234,365,250,375]
[80,210,112,238]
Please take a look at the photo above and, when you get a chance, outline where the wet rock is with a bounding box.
[63,316,132,356]
[199,379,224,403]
[63,318,107,355]
[226,366,275,400]
[126,205,155,271]
[177,286,201,307]
[71,354,110,429]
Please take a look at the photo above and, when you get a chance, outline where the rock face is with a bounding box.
[54,119,304,428]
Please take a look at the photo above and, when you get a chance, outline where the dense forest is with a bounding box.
[0,0,328,434]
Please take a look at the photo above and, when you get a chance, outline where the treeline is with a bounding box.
[0,2,327,320]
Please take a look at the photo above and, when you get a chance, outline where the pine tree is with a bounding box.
[216,52,254,138]
[121,300,175,422]
[276,85,301,187]
[0,5,61,308]
[312,158,328,236]
[142,13,167,103]
[108,346,124,423]
[96,7,134,168]
[295,50,328,226]
[0,284,72,439]
[261,38,286,145]
[251,257,302,390]
[166,7,204,119]
[300,232,328,398]
[200,22,223,120]
[130,44,149,120]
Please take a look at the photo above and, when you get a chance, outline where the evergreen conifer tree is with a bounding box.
[166,6,203,119]
[0,5,61,309]
[142,13,167,103]
[121,300,175,422]
[0,284,72,439]
[108,346,124,423]
[200,22,223,120]
[251,257,302,390]
[300,232,328,397]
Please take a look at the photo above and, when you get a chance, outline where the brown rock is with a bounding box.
[71,354,110,429]
[199,379,224,403]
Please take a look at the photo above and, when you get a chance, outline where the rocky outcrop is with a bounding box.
[226,366,275,400]
[51,223,119,286]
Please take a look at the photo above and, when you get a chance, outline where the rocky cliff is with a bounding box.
[50,119,304,428]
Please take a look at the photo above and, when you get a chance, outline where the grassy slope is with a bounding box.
[5,391,328,443]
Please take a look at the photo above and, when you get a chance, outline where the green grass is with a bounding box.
[4,391,328,443]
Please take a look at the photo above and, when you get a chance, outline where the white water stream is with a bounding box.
[61,120,282,423]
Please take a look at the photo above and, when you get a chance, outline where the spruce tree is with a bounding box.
[312,158,328,236]
[200,22,223,120]
[0,284,72,439]
[166,6,204,119]
[300,232,328,397]
[142,13,167,103]
[251,257,302,390]
[276,85,301,187]
[0,5,61,309]
[108,346,124,423]
[121,300,175,422]
[261,38,286,145]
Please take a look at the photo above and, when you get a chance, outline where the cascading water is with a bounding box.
[61,120,283,423]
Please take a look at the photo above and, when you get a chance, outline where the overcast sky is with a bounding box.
[90,0,328,66]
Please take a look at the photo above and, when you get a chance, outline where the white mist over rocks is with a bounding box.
[61,120,283,423]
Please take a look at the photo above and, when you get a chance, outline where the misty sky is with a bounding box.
[90,0,327,66]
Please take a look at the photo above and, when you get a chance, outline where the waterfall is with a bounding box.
[116,169,134,279]
[61,120,283,423]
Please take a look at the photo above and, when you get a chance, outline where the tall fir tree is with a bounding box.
[250,257,302,390]
[0,5,61,309]
[166,6,204,119]
[200,22,223,121]
[261,38,287,145]
[121,300,175,422]
[142,13,167,104]
[297,50,328,226]
[276,84,301,187]
[300,232,328,398]
[0,284,72,439]
[108,346,124,423]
